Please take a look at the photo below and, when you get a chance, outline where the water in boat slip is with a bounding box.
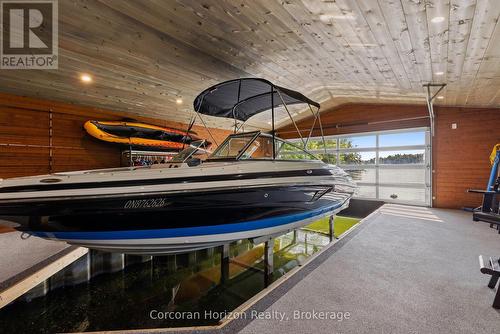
[0,229,330,332]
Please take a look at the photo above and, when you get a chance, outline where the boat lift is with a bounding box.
[192,78,336,286]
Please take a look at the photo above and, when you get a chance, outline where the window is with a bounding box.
[209,133,318,161]
[378,150,425,164]
[275,140,318,161]
[210,132,258,159]
[305,138,337,150]
[339,152,376,165]
[288,128,431,206]
[341,135,376,148]
[240,136,274,160]
[379,132,425,147]
[316,153,337,164]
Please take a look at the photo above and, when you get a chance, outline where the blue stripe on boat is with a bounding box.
[30,202,343,240]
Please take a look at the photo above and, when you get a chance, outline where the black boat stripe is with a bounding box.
[0,169,334,193]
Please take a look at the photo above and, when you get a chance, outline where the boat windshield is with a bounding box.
[208,132,318,161]
[170,140,209,163]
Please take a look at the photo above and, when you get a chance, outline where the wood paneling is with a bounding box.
[433,106,500,209]
[0,93,231,179]
[277,103,430,138]
[0,0,498,131]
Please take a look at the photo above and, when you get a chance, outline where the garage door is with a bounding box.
[289,127,431,207]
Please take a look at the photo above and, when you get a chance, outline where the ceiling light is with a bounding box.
[437,96,444,100]
[434,71,444,75]
[175,98,183,105]
[431,16,445,23]
[80,73,92,83]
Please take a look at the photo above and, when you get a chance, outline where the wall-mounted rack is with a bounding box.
[121,150,178,167]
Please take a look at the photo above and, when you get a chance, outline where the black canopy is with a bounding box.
[193,78,320,122]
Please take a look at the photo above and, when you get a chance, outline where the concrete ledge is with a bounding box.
[0,246,88,308]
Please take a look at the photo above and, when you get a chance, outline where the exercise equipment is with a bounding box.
[479,255,500,309]
[468,144,500,232]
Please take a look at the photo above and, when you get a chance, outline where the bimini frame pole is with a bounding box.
[308,104,328,156]
[275,90,306,147]
[194,94,219,147]
[235,120,247,133]
[423,83,446,208]
[231,79,242,134]
[304,104,318,148]
[271,86,276,159]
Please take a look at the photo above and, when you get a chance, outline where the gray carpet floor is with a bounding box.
[239,205,500,334]
[0,218,68,287]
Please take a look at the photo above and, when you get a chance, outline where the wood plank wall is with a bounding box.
[277,104,429,138]
[433,106,500,209]
[0,93,230,179]
[278,103,500,209]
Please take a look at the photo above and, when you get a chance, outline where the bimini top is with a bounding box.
[193,78,320,122]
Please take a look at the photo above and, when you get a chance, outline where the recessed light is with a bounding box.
[80,74,92,83]
[437,96,444,99]
[175,98,183,105]
[435,71,444,75]
[431,16,445,23]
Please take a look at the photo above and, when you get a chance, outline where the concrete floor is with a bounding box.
[0,218,68,288]
[238,205,500,334]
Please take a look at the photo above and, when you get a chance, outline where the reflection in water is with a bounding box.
[0,229,330,333]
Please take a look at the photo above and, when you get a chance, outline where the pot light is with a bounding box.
[431,16,445,23]
[175,98,183,105]
[80,73,92,83]
[437,96,444,100]
[434,71,444,75]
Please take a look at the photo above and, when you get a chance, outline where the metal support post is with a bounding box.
[264,238,274,287]
[329,215,336,242]
[221,244,230,283]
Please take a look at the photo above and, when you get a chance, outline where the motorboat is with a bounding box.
[0,78,356,254]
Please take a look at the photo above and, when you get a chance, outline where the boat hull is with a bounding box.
[0,160,356,254]
[25,197,350,255]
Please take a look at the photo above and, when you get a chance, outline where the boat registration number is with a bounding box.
[124,198,169,209]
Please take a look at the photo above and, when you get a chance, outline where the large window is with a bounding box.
[289,128,431,206]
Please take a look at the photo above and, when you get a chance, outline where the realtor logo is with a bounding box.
[1,0,58,69]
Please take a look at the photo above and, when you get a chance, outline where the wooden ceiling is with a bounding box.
[0,0,498,130]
